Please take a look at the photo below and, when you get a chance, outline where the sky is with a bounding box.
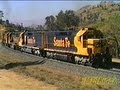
[0,1,119,27]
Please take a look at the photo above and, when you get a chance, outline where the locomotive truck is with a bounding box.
[2,27,112,69]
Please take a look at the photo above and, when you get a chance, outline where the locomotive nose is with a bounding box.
[87,39,104,55]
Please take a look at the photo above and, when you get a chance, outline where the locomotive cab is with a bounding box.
[74,28,104,56]
[74,28,112,68]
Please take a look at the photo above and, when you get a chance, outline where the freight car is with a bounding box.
[2,27,112,69]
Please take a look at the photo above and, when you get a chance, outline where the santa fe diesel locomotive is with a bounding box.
[2,27,112,69]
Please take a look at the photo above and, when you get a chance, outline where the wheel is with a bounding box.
[31,49,35,55]
[40,50,47,58]
[67,54,75,63]
[103,54,112,69]
[20,47,25,52]
[13,45,16,50]
[92,53,101,69]
[7,44,10,47]
[84,61,88,66]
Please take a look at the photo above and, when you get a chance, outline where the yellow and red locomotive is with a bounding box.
[2,27,112,68]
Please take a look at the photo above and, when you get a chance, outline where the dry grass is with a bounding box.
[0,70,57,90]
[12,66,117,90]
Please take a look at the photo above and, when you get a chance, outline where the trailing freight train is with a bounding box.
[2,27,112,69]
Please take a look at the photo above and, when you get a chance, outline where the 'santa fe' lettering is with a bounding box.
[53,37,70,47]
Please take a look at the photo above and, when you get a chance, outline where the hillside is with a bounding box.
[75,2,120,58]
[76,2,120,25]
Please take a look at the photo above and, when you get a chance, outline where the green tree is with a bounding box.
[36,25,44,30]
[45,15,56,30]
[91,14,120,58]
[55,10,66,30]
[104,15,120,57]
[6,20,9,25]
[55,10,80,30]
[0,10,4,24]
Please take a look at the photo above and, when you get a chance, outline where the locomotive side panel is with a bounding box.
[46,31,77,52]
[24,32,45,49]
